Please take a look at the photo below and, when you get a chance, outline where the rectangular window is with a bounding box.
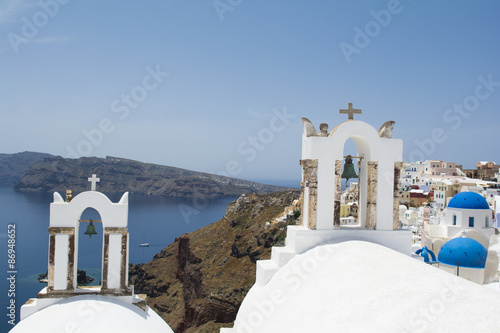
[469,217,474,227]
[485,217,489,228]
[453,215,457,225]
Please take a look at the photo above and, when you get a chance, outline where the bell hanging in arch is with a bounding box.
[341,155,358,184]
[84,219,98,239]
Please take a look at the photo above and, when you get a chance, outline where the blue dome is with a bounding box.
[438,237,488,268]
[447,192,489,210]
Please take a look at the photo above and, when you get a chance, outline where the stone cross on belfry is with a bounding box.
[339,103,362,120]
[88,174,100,191]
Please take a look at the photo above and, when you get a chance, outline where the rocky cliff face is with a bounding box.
[0,151,52,184]
[13,155,291,198]
[129,190,300,332]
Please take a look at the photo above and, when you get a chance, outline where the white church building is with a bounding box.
[11,176,173,332]
[424,191,496,251]
[222,104,500,333]
[422,190,500,285]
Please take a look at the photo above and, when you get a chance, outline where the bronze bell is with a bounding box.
[84,219,98,238]
[341,155,358,184]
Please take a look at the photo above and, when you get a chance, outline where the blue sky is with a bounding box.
[1,0,499,185]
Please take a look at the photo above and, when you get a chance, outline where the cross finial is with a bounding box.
[339,103,362,120]
[88,174,100,191]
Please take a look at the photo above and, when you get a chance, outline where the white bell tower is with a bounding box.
[254,103,412,287]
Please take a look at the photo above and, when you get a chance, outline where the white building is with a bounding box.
[422,191,500,285]
[404,207,418,220]
[401,161,430,188]
[484,188,500,207]
[433,179,454,209]
[425,160,464,177]
[444,192,494,236]
[425,192,495,250]
[496,195,500,227]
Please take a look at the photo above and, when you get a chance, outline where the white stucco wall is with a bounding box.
[107,234,122,289]
[50,191,129,228]
[496,196,500,226]
[302,186,310,227]
[445,207,493,231]
[439,263,485,285]
[435,190,446,209]
[54,234,68,290]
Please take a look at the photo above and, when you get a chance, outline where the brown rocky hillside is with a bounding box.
[129,190,301,332]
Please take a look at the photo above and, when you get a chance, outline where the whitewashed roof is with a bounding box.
[229,241,500,332]
[11,295,173,333]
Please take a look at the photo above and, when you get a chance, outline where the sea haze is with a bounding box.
[0,185,236,330]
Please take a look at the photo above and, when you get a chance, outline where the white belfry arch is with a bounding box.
[16,178,173,331]
[300,117,403,230]
[46,190,130,295]
[250,106,411,287]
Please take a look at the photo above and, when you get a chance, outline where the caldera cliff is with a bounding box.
[129,190,301,333]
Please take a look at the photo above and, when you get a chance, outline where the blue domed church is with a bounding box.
[443,192,496,248]
[446,191,492,229]
[422,191,500,284]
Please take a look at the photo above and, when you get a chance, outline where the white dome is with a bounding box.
[11,295,173,333]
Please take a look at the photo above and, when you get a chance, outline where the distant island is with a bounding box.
[0,152,294,198]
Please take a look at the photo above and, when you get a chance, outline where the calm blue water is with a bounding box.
[0,185,236,331]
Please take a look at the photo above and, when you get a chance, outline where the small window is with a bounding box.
[453,215,457,226]
[485,216,489,228]
[469,217,474,228]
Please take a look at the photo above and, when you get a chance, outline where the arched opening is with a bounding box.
[341,138,359,189]
[336,134,372,230]
[340,138,360,227]
[77,207,104,288]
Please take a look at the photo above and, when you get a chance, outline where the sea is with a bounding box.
[0,185,244,331]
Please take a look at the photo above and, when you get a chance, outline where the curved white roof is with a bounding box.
[11,295,173,333]
[230,241,500,332]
